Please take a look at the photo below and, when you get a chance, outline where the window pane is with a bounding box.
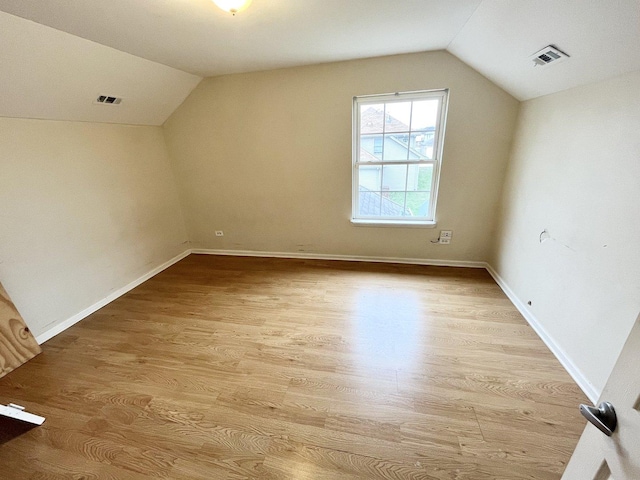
[360,104,384,134]
[411,99,439,131]
[405,164,420,191]
[385,192,409,216]
[358,189,412,217]
[383,133,409,161]
[410,132,434,160]
[414,164,434,191]
[358,165,382,191]
[405,191,431,217]
[384,102,412,133]
[381,164,407,192]
[358,187,382,216]
[359,134,383,161]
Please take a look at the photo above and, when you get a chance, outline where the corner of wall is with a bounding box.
[486,72,640,402]
[484,97,600,402]
[485,99,523,266]
[485,263,600,402]
[36,249,192,345]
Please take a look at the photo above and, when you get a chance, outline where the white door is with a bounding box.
[562,313,640,479]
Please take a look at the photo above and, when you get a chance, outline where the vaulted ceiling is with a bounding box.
[1,0,639,125]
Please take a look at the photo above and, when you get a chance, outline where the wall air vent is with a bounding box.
[530,45,569,67]
[94,95,122,105]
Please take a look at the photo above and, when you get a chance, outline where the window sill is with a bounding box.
[350,219,437,228]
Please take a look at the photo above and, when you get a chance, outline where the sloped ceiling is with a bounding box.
[0,0,483,77]
[0,11,201,126]
[448,0,640,100]
[1,0,639,125]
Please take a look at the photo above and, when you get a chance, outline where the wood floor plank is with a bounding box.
[0,255,588,478]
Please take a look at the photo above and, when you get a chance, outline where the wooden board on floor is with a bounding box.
[0,282,41,378]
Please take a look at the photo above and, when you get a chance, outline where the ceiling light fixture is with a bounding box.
[212,0,252,15]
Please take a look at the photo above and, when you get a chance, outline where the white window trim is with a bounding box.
[351,89,449,227]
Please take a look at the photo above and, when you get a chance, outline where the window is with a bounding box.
[352,89,449,226]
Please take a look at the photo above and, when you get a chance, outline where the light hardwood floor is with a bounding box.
[0,255,588,479]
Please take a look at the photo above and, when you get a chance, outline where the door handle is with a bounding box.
[579,401,617,436]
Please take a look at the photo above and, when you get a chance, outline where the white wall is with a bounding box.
[164,51,519,262]
[0,118,189,339]
[491,71,640,395]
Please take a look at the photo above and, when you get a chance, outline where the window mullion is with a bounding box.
[379,164,384,216]
[406,102,413,162]
[355,160,435,167]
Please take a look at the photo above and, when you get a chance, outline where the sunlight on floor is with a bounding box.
[351,286,426,373]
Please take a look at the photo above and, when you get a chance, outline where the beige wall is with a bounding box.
[491,71,640,394]
[0,118,188,338]
[164,51,519,261]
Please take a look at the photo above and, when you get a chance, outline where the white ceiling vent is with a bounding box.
[94,95,122,105]
[530,45,569,67]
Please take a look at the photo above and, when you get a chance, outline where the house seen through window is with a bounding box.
[352,89,448,225]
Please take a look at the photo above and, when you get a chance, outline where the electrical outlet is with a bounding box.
[215,231,224,237]
[439,230,452,244]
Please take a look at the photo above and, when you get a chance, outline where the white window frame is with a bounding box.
[351,89,449,227]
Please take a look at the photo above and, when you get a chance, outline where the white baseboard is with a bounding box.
[34,248,481,345]
[35,250,191,345]
[485,263,599,403]
[190,248,487,269]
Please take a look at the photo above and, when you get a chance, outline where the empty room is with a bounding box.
[1,0,639,478]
